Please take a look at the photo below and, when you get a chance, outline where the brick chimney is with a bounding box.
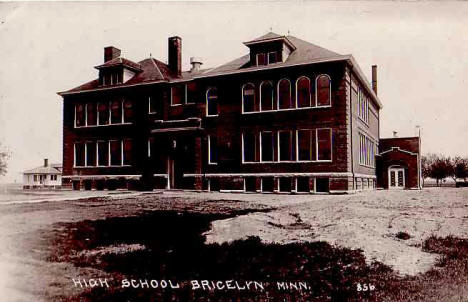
[372,65,378,95]
[168,36,182,77]
[44,158,49,167]
[104,46,121,62]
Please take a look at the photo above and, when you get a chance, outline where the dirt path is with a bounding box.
[205,188,468,276]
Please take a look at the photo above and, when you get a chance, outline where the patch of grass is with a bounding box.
[48,212,468,302]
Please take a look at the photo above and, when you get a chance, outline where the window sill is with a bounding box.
[74,122,132,129]
[242,105,332,114]
[242,160,332,164]
[359,164,375,168]
[73,165,132,168]
[206,114,219,117]
[170,104,183,107]
[208,162,218,165]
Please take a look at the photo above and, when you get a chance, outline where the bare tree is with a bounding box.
[451,156,468,182]
[421,153,437,187]
[0,143,10,176]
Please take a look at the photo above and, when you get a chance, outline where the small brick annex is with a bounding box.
[58,33,420,193]
[376,137,421,189]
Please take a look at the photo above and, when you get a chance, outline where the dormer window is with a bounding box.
[244,33,296,67]
[95,46,142,87]
[268,52,278,64]
[256,53,266,66]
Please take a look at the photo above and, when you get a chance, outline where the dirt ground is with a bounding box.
[205,188,468,276]
[0,188,467,301]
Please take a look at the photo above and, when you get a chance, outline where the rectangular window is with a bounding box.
[317,129,332,161]
[206,88,218,116]
[279,130,294,161]
[171,84,184,105]
[87,103,97,126]
[110,140,122,166]
[86,142,96,167]
[186,82,197,104]
[261,177,274,192]
[75,104,85,127]
[98,102,109,125]
[74,142,85,167]
[357,88,369,123]
[256,53,266,66]
[268,52,278,64]
[297,129,316,161]
[243,132,257,163]
[260,131,274,162]
[110,100,122,124]
[279,177,292,192]
[97,141,109,166]
[148,96,157,114]
[123,100,133,123]
[208,136,218,164]
[123,139,132,166]
[296,177,310,193]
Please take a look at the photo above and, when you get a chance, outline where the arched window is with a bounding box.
[277,79,292,110]
[206,87,218,116]
[296,76,311,108]
[260,81,274,111]
[316,74,331,107]
[242,83,256,113]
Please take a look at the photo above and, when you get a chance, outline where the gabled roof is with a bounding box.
[23,164,62,175]
[204,35,342,77]
[58,33,382,108]
[95,57,142,72]
[243,32,296,50]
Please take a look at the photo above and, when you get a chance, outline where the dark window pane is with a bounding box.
[186,82,197,104]
[279,131,294,161]
[268,52,277,64]
[75,104,85,127]
[278,79,292,109]
[110,140,122,166]
[87,103,97,126]
[243,132,257,162]
[98,102,109,125]
[297,177,310,192]
[262,177,274,192]
[298,130,313,161]
[317,75,331,106]
[256,53,266,66]
[123,139,132,166]
[172,85,184,105]
[317,129,332,161]
[260,82,274,111]
[279,177,292,192]
[110,100,122,124]
[207,88,218,116]
[86,142,96,166]
[123,100,133,123]
[297,77,311,108]
[261,132,274,162]
[75,143,85,166]
[98,141,108,166]
[209,136,218,163]
[243,84,256,112]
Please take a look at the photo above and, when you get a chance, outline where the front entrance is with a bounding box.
[388,167,405,189]
[167,156,184,189]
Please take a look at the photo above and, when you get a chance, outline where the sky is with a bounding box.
[0,1,467,183]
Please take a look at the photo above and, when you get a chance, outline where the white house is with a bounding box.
[23,159,62,189]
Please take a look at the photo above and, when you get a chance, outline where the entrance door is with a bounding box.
[167,156,186,189]
[388,167,405,189]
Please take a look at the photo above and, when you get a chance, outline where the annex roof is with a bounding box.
[23,164,62,175]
